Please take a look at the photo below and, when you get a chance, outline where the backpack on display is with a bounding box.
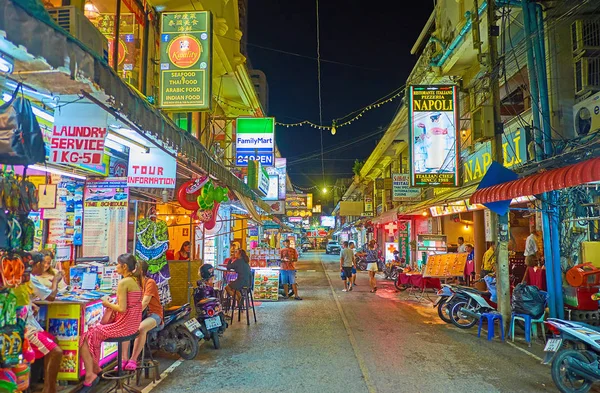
[0,85,46,166]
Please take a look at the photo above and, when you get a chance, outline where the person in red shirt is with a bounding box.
[280,239,302,300]
[121,260,164,370]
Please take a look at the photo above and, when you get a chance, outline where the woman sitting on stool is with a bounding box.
[121,260,164,370]
[79,254,143,392]
[225,249,252,301]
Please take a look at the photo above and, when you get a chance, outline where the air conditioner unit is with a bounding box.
[471,104,495,141]
[573,93,600,136]
[47,6,108,62]
[574,55,600,96]
[571,19,600,55]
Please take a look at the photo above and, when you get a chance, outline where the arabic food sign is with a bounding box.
[462,128,528,186]
[392,173,421,201]
[160,11,212,110]
[127,148,177,189]
[236,117,275,166]
[49,103,108,165]
[409,85,459,187]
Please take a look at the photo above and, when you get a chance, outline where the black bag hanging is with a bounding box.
[0,84,46,165]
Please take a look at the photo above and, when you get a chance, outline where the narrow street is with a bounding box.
[152,252,560,393]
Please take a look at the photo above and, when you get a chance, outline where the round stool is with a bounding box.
[229,287,257,326]
[102,332,141,393]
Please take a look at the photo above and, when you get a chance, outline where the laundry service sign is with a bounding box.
[49,102,108,165]
[235,117,275,166]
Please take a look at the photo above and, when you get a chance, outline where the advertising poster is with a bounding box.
[47,304,80,380]
[285,193,313,210]
[159,11,212,110]
[49,102,108,165]
[235,117,275,166]
[127,148,177,188]
[253,269,279,301]
[44,180,84,247]
[409,85,459,187]
[82,178,129,262]
[385,242,398,263]
[392,173,421,202]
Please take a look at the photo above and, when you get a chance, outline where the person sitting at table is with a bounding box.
[79,254,143,392]
[225,249,252,301]
[26,252,64,393]
[175,241,191,260]
[120,260,164,371]
[36,250,67,291]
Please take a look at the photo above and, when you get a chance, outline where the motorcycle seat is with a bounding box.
[198,297,219,305]
[164,304,190,316]
[457,286,490,297]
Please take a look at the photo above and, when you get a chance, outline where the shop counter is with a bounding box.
[35,292,116,381]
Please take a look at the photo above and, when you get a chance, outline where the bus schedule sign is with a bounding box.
[159,11,212,110]
[409,85,459,187]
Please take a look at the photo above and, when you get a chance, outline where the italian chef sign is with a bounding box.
[159,11,212,110]
[49,102,108,165]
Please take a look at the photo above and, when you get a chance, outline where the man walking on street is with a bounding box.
[349,241,357,286]
[280,239,302,300]
[340,241,355,292]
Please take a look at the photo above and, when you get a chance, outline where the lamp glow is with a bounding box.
[28,165,86,180]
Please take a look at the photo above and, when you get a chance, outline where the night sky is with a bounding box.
[247,0,434,190]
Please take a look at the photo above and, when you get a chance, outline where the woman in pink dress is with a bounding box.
[79,254,143,391]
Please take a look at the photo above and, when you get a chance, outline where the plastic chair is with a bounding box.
[478,312,505,341]
[509,290,548,347]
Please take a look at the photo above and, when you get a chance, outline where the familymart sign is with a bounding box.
[235,117,275,166]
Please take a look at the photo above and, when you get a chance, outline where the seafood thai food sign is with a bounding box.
[160,11,212,110]
[409,85,459,187]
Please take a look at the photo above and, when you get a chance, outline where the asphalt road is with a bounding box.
[150,251,567,393]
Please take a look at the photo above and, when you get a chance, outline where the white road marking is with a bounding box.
[506,341,544,362]
[141,358,184,393]
[320,258,377,393]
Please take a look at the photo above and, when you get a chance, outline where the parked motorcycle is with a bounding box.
[544,318,600,393]
[449,276,497,329]
[433,284,457,323]
[194,265,228,349]
[147,304,202,360]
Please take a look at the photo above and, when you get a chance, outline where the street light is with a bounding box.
[322,187,328,194]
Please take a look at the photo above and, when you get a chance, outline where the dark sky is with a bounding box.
[247,0,434,190]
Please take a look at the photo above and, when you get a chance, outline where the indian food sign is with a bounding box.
[409,85,459,187]
[160,11,212,110]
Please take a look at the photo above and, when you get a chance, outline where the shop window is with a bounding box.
[85,0,146,90]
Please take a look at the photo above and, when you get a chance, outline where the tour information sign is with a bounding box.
[409,85,459,187]
[160,11,212,110]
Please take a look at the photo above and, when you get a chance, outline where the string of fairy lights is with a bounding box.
[212,85,405,135]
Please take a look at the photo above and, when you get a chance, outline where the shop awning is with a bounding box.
[470,157,600,204]
[372,209,399,224]
[0,0,270,212]
[232,190,263,225]
[398,184,478,214]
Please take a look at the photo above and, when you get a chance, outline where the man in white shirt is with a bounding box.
[524,229,539,267]
[457,237,466,253]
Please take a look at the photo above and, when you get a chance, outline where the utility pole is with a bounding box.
[486,1,511,325]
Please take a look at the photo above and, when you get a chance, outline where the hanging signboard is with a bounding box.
[159,11,212,110]
[285,193,313,210]
[392,173,421,201]
[49,103,108,165]
[235,117,275,166]
[462,128,529,186]
[266,200,285,215]
[82,178,128,262]
[398,220,411,264]
[409,85,459,187]
[127,148,177,188]
[416,234,448,252]
[247,159,269,197]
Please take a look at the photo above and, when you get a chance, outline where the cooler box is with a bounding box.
[564,286,599,311]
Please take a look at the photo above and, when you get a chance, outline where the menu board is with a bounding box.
[249,248,280,268]
[253,269,279,301]
[424,253,468,277]
[82,178,128,262]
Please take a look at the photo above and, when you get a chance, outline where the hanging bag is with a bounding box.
[0,85,46,165]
